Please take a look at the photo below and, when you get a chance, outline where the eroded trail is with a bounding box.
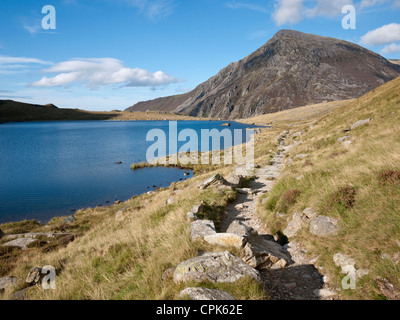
[221,132,328,300]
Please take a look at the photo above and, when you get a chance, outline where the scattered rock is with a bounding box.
[338,135,352,143]
[26,267,43,285]
[292,131,304,138]
[226,220,258,239]
[2,237,37,250]
[233,165,255,178]
[349,118,372,131]
[4,232,72,240]
[204,233,245,249]
[236,188,253,195]
[333,253,355,269]
[180,287,236,300]
[303,207,318,220]
[241,235,291,270]
[375,278,400,300]
[309,216,339,237]
[11,287,30,300]
[221,122,231,127]
[166,198,174,205]
[226,173,246,187]
[115,206,130,221]
[293,153,309,160]
[161,267,176,281]
[235,203,245,210]
[63,215,75,225]
[191,204,205,215]
[190,220,216,241]
[198,174,229,190]
[0,276,18,291]
[186,212,197,223]
[283,208,318,238]
[283,212,305,238]
[313,288,337,298]
[173,251,262,284]
[114,200,122,204]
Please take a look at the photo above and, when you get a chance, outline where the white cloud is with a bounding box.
[0,56,52,74]
[273,0,304,26]
[306,0,354,17]
[272,0,355,26]
[394,0,400,7]
[360,23,400,46]
[359,0,389,9]
[30,58,180,88]
[381,43,400,54]
[226,2,269,14]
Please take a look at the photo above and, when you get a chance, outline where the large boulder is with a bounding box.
[63,215,75,225]
[226,220,258,239]
[180,287,236,300]
[204,233,245,249]
[198,174,229,190]
[186,212,198,223]
[190,220,216,241]
[2,237,37,250]
[26,267,43,285]
[309,216,339,237]
[241,235,291,270]
[350,118,372,130]
[284,208,318,238]
[191,204,205,215]
[173,251,262,284]
[226,173,246,187]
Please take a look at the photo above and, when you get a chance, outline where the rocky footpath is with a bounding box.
[162,130,336,300]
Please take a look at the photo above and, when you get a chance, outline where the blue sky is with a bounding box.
[0,0,399,111]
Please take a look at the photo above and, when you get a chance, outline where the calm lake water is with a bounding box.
[0,120,256,223]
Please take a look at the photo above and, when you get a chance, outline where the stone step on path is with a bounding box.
[221,131,327,300]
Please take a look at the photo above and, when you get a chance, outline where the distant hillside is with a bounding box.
[390,59,400,65]
[0,100,118,123]
[126,30,400,119]
[0,100,202,123]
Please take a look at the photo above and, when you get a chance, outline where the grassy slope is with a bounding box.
[0,100,203,123]
[257,76,400,299]
[1,78,399,300]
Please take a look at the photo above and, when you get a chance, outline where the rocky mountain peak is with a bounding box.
[126,30,400,119]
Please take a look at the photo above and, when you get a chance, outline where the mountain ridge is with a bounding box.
[126,29,400,119]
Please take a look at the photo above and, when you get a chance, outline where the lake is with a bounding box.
[0,120,256,223]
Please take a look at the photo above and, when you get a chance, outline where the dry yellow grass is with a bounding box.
[257,76,400,299]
